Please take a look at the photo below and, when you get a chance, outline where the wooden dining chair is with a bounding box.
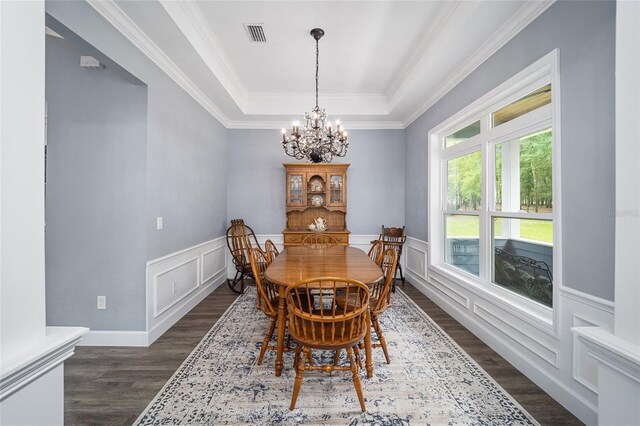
[226,219,261,294]
[367,240,384,266]
[372,225,406,291]
[301,234,338,247]
[264,239,280,265]
[286,277,370,412]
[368,248,398,364]
[248,248,281,365]
[335,248,397,364]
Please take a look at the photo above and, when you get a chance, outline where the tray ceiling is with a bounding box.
[89,0,554,128]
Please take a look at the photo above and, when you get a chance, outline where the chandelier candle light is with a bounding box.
[281,28,348,163]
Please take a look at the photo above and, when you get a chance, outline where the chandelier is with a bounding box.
[281,28,348,163]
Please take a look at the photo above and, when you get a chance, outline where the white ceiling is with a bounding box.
[88,0,554,128]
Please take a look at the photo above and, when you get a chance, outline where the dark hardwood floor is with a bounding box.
[64,281,582,425]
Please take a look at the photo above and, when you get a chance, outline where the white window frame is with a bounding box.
[428,50,562,335]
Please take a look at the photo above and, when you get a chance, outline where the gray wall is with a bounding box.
[228,129,405,235]
[45,2,229,331]
[46,1,229,262]
[405,1,616,300]
[45,36,148,330]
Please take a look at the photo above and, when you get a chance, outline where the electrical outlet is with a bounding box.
[156,216,163,230]
[97,296,106,310]
[172,281,177,294]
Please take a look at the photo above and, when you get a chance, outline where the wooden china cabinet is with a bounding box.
[283,163,350,247]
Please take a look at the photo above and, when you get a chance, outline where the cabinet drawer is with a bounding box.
[285,234,303,244]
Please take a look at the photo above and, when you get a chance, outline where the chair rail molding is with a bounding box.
[78,236,227,347]
[406,233,614,425]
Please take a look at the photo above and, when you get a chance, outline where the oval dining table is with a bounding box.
[265,245,383,378]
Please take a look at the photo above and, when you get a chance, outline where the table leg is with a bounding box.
[365,309,374,378]
[275,289,287,377]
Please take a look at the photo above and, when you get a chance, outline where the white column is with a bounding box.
[0,3,87,425]
[0,0,47,359]
[574,3,640,426]
[614,0,640,347]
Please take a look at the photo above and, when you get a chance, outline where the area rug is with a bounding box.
[134,287,538,425]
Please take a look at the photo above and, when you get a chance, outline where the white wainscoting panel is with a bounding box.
[146,236,227,345]
[80,237,227,347]
[155,258,199,317]
[406,235,615,425]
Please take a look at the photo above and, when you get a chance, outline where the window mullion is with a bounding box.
[479,137,489,282]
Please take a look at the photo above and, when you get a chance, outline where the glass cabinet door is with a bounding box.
[287,173,305,207]
[327,174,345,206]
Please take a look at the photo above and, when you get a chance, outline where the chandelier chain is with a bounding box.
[315,38,319,109]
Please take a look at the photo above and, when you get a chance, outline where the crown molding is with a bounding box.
[385,1,460,100]
[86,0,554,130]
[227,120,405,130]
[401,0,555,127]
[86,0,233,127]
[159,0,249,111]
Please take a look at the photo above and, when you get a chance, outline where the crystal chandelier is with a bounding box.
[281,28,348,163]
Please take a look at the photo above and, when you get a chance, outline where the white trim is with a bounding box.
[473,301,559,368]
[86,0,232,127]
[76,330,149,347]
[146,236,227,343]
[153,257,200,318]
[147,271,225,345]
[402,1,555,127]
[158,0,248,111]
[385,1,460,100]
[428,50,560,333]
[574,328,640,384]
[87,0,555,129]
[428,274,470,310]
[407,256,611,424]
[0,327,88,400]
[225,120,406,130]
[559,286,614,314]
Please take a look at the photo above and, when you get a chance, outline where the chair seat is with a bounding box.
[336,293,379,312]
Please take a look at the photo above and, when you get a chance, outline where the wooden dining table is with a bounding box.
[265,245,383,378]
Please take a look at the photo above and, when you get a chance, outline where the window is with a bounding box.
[429,51,560,316]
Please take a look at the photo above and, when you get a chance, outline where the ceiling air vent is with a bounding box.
[244,24,267,43]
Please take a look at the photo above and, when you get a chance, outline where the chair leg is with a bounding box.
[290,347,309,411]
[346,347,366,412]
[391,265,398,293]
[257,318,276,365]
[333,349,341,366]
[353,345,363,370]
[307,350,314,367]
[398,262,405,284]
[293,345,302,371]
[227,270,245,294]
[372,314,390,364]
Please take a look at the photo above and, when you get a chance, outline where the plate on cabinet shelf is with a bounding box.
[309,179,324,192]
[310,195,323,207]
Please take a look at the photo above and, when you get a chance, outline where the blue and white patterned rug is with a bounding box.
[134,287,538,425]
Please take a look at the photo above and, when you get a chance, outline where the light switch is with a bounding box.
[97,296,106,310]
[157,216,163,230]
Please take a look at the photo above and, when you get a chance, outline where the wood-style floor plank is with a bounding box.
[64,281,582,425]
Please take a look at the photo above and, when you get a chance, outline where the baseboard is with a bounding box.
[78,271,226,347]
[79,237,227,347]
[77,330,149,347]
